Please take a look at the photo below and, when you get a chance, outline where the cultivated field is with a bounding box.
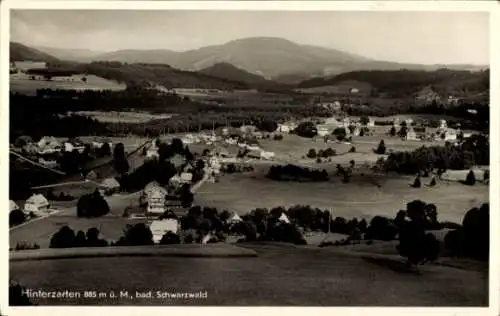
[10,74,126,95]
[71,111,176,123]
[195,167,488,224]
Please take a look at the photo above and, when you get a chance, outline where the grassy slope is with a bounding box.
[9,243,487,306]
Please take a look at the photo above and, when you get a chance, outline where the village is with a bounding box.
[9,108,484,250]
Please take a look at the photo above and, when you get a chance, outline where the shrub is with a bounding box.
[411,176,421,188]
[389,126,396,136]
[316,157,322,163]
[114,223,154,246]
[307,148,317,158]
[76,190,110,218]
[49,226,76,248]
[365,216,397,241]
[273,134,284,141]
[160,231,181,244]
[9,209,26,227]
[349,146,356,153]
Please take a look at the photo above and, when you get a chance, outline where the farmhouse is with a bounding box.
[276,123,296,133]
[278,213,291,224]
[406,127,418,141]
[38,158,58,168]
[144,182,167,216]
[181,134,199,144]
[260,151,275,160]
[150,219,180,243]
[316,127,330,137]
[228,213,243,224]
[24,194,49,214]
[99,177,120,195]
[37,136,62,154]
[180,172,193,184]
[367,118,375,127]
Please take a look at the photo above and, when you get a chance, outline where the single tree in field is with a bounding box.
[411,175,422,188]
[389,126,396,137]
[113,143,130,175]
[374,140,386,154]
[465,170,476,186]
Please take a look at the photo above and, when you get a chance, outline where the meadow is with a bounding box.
[194,167,488,224]
[71,111,176,123]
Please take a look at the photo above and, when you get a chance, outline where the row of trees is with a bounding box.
[266,164,329,182]
[382,134,489,175]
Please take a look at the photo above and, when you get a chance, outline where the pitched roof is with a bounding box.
[10,200,19,212]
[101,177,120,189]
[144,181,167,196]
[229,213,243,223]
[26,194,48,206]
[278,213,290,224]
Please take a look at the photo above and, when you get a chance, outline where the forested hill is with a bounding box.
[297,69,490,98]
[43,61,251,90]
[10,42,60,63]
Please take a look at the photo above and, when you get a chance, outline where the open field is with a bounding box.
[9,243,487,306]
[70,111,177,123]
[258,133,439,162]
[10,216,147,249]
[195,167,488,223]
[10,74,126,95]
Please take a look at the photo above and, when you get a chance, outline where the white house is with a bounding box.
[37,136,62,154]
[144,182,167,216]
[228,213,243,224]
[439,119,448,131]
[444,129,458,141]
[24,194,49,214]
[260,151,275,160]
[317,127,330,137]
[277,124,291,133]
[406,127,418,141]
[180,172,193,184]
[64,142,75,152]
[278,213,290,224]
[367,118,375,127]
[149,219,179,243]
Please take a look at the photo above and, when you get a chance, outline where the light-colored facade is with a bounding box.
[24,194,49,214]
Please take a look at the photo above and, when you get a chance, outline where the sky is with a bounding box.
[10,10,490,65]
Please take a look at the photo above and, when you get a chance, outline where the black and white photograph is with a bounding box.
[2,1,496,310]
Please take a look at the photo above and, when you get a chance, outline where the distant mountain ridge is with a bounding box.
[30,37,487,82]
[10,42,60,63]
